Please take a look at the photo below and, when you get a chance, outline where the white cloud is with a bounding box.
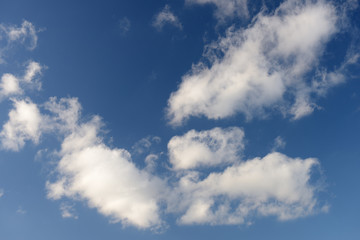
[131,136,161,155]
[0,61,43,100]
[5,20,38,50]
[152,5,182,31]
[0,188,3,198]
[47,117,167,229]
[186,0,248,21]
[0,97,81,151]
[272,136,286,151]
[43,97,82,133]
[23,61,42,83]
[0,98,42,151]
[0,74,22,97]
[118,17,131,35]
[16,206,27,214]
[168,127,244,170]
[145,154,159,172]
[0,20,38,63]
[168,152,322,225]
[167,0,344,126]
[60,203,78,219]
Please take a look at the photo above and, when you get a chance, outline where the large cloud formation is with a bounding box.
[0,2,348,230]
[0,95,324,229]
[166,128,324,225]
[167,0,346,125]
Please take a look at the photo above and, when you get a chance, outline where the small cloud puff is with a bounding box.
[118,17,131,35]
[152,5,183,31]
[60,203,78,219]
[272,136,286,151]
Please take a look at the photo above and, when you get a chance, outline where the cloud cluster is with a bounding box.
[152,5,183,31]
[0,95,167,229]
[186,0,248,21]
[0,96,79,151]
[166,128,323,225]
[0,90,324,228]
[1,1,348,230]
[167,0,346,125]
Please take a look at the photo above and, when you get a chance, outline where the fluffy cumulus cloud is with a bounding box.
[0,94,167,228]
[152,5,183,31]
[0,74,21,97]
[0,98,42,151]
[168,152,322,225]
[186,0,248,21]
[46,116,167,229]
[167,0,346,125]
[168,127,244,170]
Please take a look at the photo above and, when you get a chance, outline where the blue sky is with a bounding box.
[0,0,359,239]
